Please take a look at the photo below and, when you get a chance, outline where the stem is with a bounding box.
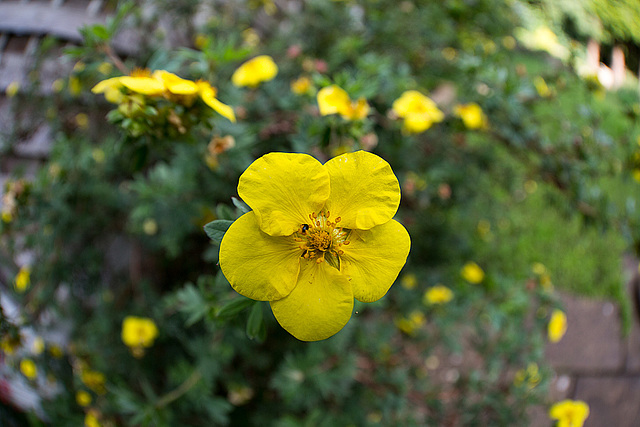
[103,44,129,74]
[155,369,202,408]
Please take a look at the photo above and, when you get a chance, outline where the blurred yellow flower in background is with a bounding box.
[317,85,370,121]
[14,266,31,292]
[231,55,278,87]
[92,70,235,122]
[454,102,488,130]
[392,90,444,133]
[20,358,37,379]
[461,262,485,284]
[395,311,425,335]
[81,369,106,394]
[548,309,567,343]
[85,410,102,427]
[291,76,312,95]
[549,399,589,427]
[122,316,159,357]
[423,285,453,305]
[76,390,92,407]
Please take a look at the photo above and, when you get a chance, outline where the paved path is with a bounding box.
[532,259,640,426]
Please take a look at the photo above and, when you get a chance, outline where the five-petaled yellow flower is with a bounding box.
[423,285,453,305]
[453,103,488,130]
[548,309,567,343]
[549,399,589,427]
[392,90,444,133]
[92,69,236,122]
[231,55,278,87]
[317,85,370,121]
[461,261,484,284]
[219,151,411,341]
[121,316,159,356]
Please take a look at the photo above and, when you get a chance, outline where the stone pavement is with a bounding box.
[531,259,640,426]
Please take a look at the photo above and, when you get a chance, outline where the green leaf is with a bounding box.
[217,298,254,319]
[216,204,235,220]
[88,24,110,41]
[246,302,266,342]
[175,284,210,327]
[204,220,233,245]
[232,197,250,215]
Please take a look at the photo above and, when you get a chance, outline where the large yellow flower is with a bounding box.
[392,90,444,133]
[231,55,279,87]
[92,70,235,122]
[549,399,589,427]
[219,151,411,341]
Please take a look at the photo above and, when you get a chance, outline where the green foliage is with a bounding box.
[1,0,638,425]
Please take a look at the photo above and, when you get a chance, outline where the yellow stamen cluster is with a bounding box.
[295,211,350,264]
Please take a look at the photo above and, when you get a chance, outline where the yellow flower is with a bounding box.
[423,285,453,305]
[392,90,444,133]
[81,370,106,394]
[85,411,102,427]
[401,274,417,290]
[14,266,30,292]
[6,81,20,97]
[20,358,37,379]
[514,362,541,389]
[548,309,567,343]
[534,76,551,98]
[317,85,370,121]
[453,103,488,130]
[219,151,411,341]
[395,311,425,335]
[461,262,484,284]
[92,70,235,122]
[231,55,278,87]
[121,316,159,353]
[32,337,45,355]
[291,76,312,95]
[76,390,92,407]
[97,62,113,75]
[69,76,83,96]
[549,400,589,427]
[2,211,12,223]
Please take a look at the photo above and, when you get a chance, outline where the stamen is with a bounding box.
[296,210,350,266]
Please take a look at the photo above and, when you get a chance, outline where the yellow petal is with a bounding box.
[200,90,236,122]
[91,77,122,94]
[220,212,301,300]
[232,55,279,87]
[152,70,199,95]
[324,150,401,230]
[344,97,370,120]
[238,153,330,236]
[403,113,434,133]
[317,85,351,116]
[119,76,165,95]
[270,260,353,341]
[341,219,410,302]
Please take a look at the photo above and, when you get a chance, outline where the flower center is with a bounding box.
[295,210,350,267]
